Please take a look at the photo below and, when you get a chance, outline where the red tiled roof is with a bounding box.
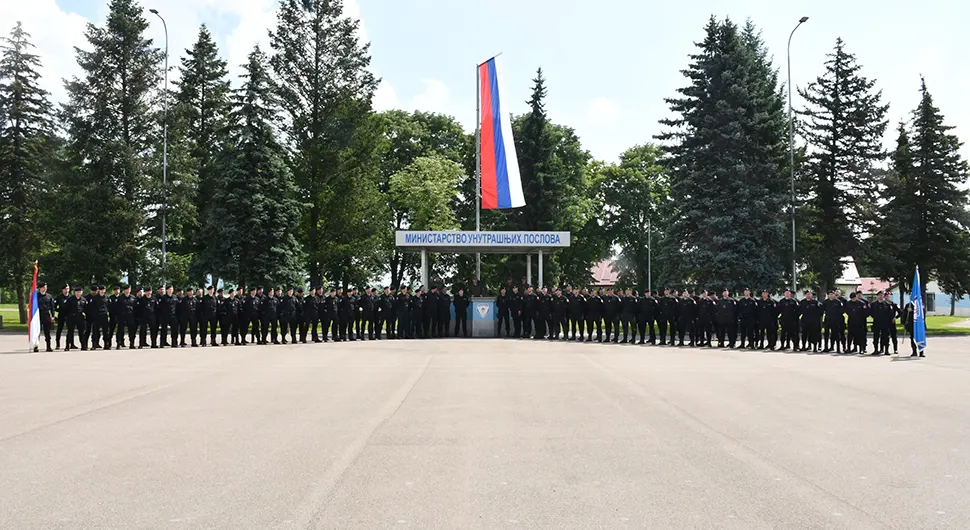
[859,277,891,294]
[590,259,619,286]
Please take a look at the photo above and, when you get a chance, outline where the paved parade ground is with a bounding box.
[1,335,968,529]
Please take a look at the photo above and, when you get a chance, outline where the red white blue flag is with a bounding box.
[28,261,40,351]
[479,56,524,210]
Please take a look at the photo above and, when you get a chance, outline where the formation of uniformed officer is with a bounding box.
[495,285,911,356]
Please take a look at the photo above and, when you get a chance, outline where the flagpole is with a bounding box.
[475,62,481,281]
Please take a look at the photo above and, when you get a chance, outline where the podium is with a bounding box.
[469,297,497,338]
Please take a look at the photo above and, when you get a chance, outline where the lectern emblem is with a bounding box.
[476,303,491,318]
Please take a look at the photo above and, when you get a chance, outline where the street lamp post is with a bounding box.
[149,8,168,285]
[788,16,808,294]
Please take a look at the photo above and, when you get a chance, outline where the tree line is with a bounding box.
[1,2,968,324]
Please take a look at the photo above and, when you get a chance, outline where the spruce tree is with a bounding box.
[517,68,554,232]
[0,22,53,322]
[206,46,304,288]
[799,38,889,292]
[56,0,163,287]
[269,0,382,287]
[175,25,231,282]
[657,17,789,291]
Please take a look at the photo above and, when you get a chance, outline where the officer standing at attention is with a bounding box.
[55,284,70,350]
[36,283,55,352]
[756,289,778,350]
[279,287,297,344]
[179,287,200,347]
[438,287,452,338]
[677,290,697,347]
[300,287,318,343]
[262,288,280,344]
[396,286,411,339]
[496,287,511,337]
[509,286,523,338]
[107,286,120,347]
[425,286,439,339]
[885,294,901,355]
[453,288,470,337]
[115,285,136,349]
[658,287,677,346]
[903,300,922,357]
[65,286,88,351]
[569,288,586,341]
[378,286,394,339]
[715,289,737,348]
[777,289,800,351]
[85,285,108,350]
[845,292,868,354]
[799,291,823,352]
[602,288,620,343]
[637,290,658,345]
[585,288,603,342]
[822,291,845,353]
[737,288,757,349]
[696,290,715,347]
[869,291,893,356]
[136,288,156,348]
[411,287,425,338]
[199,286,216,346]
[323,288,338,341]
[620,288,637,344]
[552,288,568,340]
[521,287,537,339]
[359,287,375,340]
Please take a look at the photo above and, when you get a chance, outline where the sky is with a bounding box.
[3,0,969,163]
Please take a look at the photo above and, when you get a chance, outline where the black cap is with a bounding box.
[38,282,47,288]
[218,288,225,293]
[121,284,129,289]
[187,286,195,291]
[208,285,215,290]
[62,284,70,289]
[90,284,98,291]
[229,288,235,293]
[112,285,120,290]
[75,286,84,292]
[256,285,263,290]
[136,287,144,292]
[297,288,303,294]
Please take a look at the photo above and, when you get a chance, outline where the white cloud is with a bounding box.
[587,97,621,126]
[372,79,400,111]
[410,78,450,113]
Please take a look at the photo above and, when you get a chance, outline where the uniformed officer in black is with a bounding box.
[496,288,511,337]
[569,288,586,341]
[239,287,257,345]
[358,287,374,340]
[845,292,868,354]
[64,286,87,351]
[508,286,522,338]
[799,291,823,352]
[552,288,568,339]
[885,294,901,355]
[279,287,297,344]
[697,290,715,347]
[396,286,411,339]
[602,288,620,343]
[756,289,778,350]
[619,288,637,344]
[822,291,845,353]
[199,286,217,346]
[377,287,394,339]
[410,287,425,338]
[903,301,922,357]
[85,285,108,349]
[324,288,338,341]
[261,288,280,344]
[677,290,697,346]
[425,286,439,339]
[869,291,894,356]
[115,284,136,349]
[214,288,229,345]
[107,286,120,348]
[36,282,55,352]
[637,290,658,344]
[155,286,172,347]
[453,288,470,337]
[55,284,70,349]
[439,287,452,338]
[585,288,603,342]
[777,289,800,351]
[177,287,199,347]
[715,289,738,348]
[300,287,318,343]
[136,288,157,348]
[737,288,757,349]
[659,287,679,346]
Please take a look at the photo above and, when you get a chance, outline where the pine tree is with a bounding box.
[798,38,889,292]
[657,17,789,291]
[517,68,553,232]
[0,22,53,323]
[868,81,970,296]
[269,0,382,288]
[55,0,163,287]
[175,24,231,283]
[206,46,304,288]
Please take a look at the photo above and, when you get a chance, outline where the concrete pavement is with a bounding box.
[1,335,968,529]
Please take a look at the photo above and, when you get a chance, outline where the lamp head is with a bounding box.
[799,16,809,23]
[149,8,159,14]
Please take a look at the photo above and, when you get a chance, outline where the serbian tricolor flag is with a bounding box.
[28,261,40,351]
[478,56,525,210]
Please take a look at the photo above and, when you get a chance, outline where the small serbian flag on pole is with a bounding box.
[28,261,40,351]
[478,56,525,210]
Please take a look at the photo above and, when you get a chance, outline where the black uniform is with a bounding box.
[136,294,158,348]
[301,293,319,343]
[845,299,869,353]
[659,295,678,345]
[453,292,470,337]
[241,294,259,344]
[85,291,108,349]
[869,300,895,354]
[280,294,298,343]
[323,293,338,341]
[64,294,87,350]
[157,293,178,347]
[437,293,451,338]
[261,295,280,344]
[637,295,658,344]
[903,302,920,356]
[822,298,845,352]
[777,297,800,350]
[677,296,697,346]
[200,293,218,346]
[620,294,637,343]
[696,296,715,346]
[737,296,757,349]
[410,293,425,338]
[552,294,568,339]
[377,293,393,339]
[55,291,69,349]
[799,298,823,351]
[496,294,511,337]
[509,290,524,338]
[585,293,602,341]
[424,291,438,338]
[535,292,550,340]
[107,293,119,348]
[38,291,55,351]
[360,292,376,340]
[522,292,538,339]
[395,292,411,339]
[569,293,586,340]
[715,297,738,347]
[116,293,136,348]
[756,297,778,349]
[177,294,199,347]
[601,293,619,342]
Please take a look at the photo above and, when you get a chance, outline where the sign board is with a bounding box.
[396,231,570,249]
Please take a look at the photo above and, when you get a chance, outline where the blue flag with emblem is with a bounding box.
[910,266,927,353]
